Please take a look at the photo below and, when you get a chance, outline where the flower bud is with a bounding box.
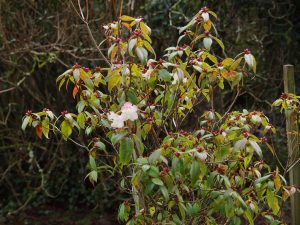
[249,202,255,212]
[289,186,297,196]
[203,37,212,50]
[201,12,209,22]
[208,111,215,120]
[196,151,207,161]
[244,50,254,68]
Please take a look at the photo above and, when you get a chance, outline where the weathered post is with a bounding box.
[283,64,300,225]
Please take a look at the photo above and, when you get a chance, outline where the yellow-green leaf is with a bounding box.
[120,15,135,21]
[42,118,50,138]
[274,175,281,192]
[222,58,234,67]
[211,36,224,50]
[230,57,243,70]
[140,22,151,35]
[61,120,72,140]
[143,40,156,58]
[266,189,280,215]
[108,72,121,92]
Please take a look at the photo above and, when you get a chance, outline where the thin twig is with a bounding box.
[217,87,240,124]
[0,76,26,94]
[70,0,111,66]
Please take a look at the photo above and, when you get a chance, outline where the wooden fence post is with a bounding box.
[283,64,300,225]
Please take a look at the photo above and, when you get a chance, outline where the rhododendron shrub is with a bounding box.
[22,7,296,225]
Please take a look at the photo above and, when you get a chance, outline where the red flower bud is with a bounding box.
[25,110,32,116]
[61,110,68,116]
[243,48,251,54]
[83,67,90,73]
[175,152,180,158]
[73,64,81,69]
[201,6,209,12]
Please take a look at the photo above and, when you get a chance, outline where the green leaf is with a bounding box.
[77,100,86,113]
[126,220,134,225]
[127,90,139,104]
[225,198,235,218]
[83,77,94,90]
[231,191,247,208]
[108,72,121,92]
[77,112,85,129]
[249,140,262,158]
[266,189,280,215]
[158,69,171,82]
[199,161,208,179]
[118,203,128,221]
[143,40,156,58]
[142,165,150,172]
[120,15,135,21]
[90,170,98,182]
[244,154,252,168]
[211,36,224,50]
[230,57,243,70]
[131,63,141,76]
[208,11,217,19]
[136,47,148,64]
[190,160,200,185]
[58,77,66,90]
[160,186,169,201]
[61,120,72,140]
[56,70,70,82]
[149,148,162,164]
[94,141,106,151]
[147,166,159,178]
[111,132,127,145]
[168,51,178,61]
[191,203,201,216]
[179,18,195,34]
[218,79,224,89]
[234,138,247,152]
[222,175,231,189]
[42,118,50,138]
[206,53,218,64]
[179,202,186,220]
[244,209,254,225]
[89,155,97,170]
[152,177,164,186]
[133,134,144,155]
[255,174,272,185]
[119,137,134,165]
[140,21,151,35]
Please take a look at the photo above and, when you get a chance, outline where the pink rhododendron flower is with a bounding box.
[196,151,208,161]
[108,112,124,128]
[121,102,138,121]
